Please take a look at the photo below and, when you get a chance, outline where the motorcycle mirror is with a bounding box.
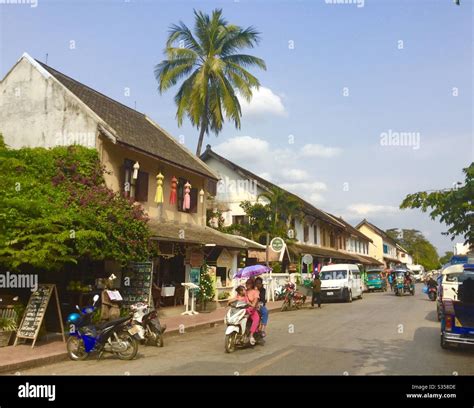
[93,294,99,304]
[75,305,80,311]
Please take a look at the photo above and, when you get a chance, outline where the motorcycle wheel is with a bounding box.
[429,292,436,301]
[67,336,88,361]
[116,332,138,360]
[155,333,164,347]
[225,333,237,353]
[281,300,289,312]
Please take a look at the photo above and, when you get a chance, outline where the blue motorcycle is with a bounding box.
[66,295,139,361]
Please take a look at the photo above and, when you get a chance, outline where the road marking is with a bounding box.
[242,349,295,375]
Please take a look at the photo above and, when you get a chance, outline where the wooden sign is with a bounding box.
[121,261,153,308]
[14,284,65,348]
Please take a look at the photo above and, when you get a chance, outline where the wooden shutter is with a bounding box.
[177,177,186,212]
[135,171,149,202]
[207,179,217,197]
[189,188,198,213]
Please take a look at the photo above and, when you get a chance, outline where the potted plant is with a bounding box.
[196,264,216,312]
[0,317,17,347]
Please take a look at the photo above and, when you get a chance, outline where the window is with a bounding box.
[135,170,149,202]
[232,215,249,225]
[321,270,347,280]
[314,226,318,245]
[330,233,336,248]
[322,228,327,246]
[304,224,309,242]
[383,244,388,254]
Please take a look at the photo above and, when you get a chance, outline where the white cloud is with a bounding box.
[214,135,270,162]
[301,144,342,158]
[279,169,310,182]
[238,86,287,118]
[347,203,400,216]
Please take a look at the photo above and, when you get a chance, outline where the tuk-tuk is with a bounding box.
[365,269,387,292]
[440,264,474,349]
[394,269,415,296]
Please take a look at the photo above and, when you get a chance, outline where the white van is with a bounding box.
[319,264,363,302]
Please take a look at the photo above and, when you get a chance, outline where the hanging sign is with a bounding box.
[302,254,314,265]
[270,237,285,253]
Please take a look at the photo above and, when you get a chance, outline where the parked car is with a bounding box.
[320,264,363,303]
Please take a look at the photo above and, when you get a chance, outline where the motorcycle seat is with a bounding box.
[97,316,130,330]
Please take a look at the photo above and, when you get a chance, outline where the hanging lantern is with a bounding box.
[154,172,164,204]
[169,176,178,205]
[183,181,191,210]
[132,161,140,180]
[199,189,205,204]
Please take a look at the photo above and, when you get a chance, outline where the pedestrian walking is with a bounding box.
[311,275,322,308]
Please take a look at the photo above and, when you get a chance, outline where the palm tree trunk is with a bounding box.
[196,125,206,156]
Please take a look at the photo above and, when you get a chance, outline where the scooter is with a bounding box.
[224,300,264,353]
[427,286,437,301]
[130,302,166,347]
[281,283,306,311]
[66,295,139,361]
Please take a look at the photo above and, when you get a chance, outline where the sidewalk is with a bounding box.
[0,300,284,374]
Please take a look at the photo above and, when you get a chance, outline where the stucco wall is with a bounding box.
[358,225,383,262]
[99,138,207,226]
[0,57,99,149]
[203,156,268,226]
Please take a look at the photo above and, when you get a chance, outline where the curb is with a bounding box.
[0,304,285,373]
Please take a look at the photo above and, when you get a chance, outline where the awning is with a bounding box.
[359,255,384,265]
[289,243,360,262]
[148,220,248,249]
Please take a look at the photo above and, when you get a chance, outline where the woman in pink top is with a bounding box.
[245,278,260,345]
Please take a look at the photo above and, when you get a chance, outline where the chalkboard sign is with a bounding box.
[121,262,153,308]
[14,284,65,348]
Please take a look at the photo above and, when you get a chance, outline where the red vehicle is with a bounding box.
[280,283,306,311]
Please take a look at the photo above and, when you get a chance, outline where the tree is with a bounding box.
[400,163,473,246]
[0,138,151,271]
[439,251,454,266]
[386,228,440,270]
[155,9,266,155]
[257,186,303,231]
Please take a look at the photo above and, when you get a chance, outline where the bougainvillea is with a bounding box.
[0,136,151,271]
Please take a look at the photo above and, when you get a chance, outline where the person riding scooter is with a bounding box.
[255,277,268,337]
[244,278,260,345]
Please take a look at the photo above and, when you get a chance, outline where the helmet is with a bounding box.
[66,313,81,324]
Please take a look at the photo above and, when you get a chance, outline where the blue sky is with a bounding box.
[1,0,472,255]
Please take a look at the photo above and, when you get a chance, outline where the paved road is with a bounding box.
[15,284,474,375]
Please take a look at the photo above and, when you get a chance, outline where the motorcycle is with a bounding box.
[224,300,264,353]
[274,284,286,301]
[281,283,306,311]
[66,295,139,361]
[130,302,166,347]
[427,286,437,301]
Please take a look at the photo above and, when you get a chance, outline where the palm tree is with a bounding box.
[257,187,303,231]
[155,9,266,155]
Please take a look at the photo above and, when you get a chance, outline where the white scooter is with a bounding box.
[130,302,166,347]
[224,300,264,353]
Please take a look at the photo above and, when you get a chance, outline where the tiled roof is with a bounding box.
[200,146,344,228]
[35,60,218,181]
[147,219,265,249]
